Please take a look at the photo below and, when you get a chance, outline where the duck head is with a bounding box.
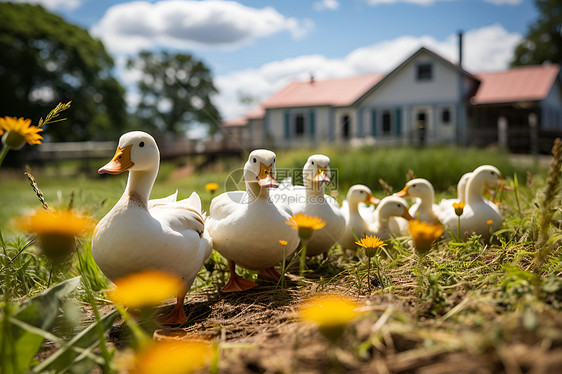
[395,178,435,202]
[377,196,413,220]
[99,131,159,175]
[346,184,379,208]
[303,154,331,190]
[244,149,278,198]
[471,165,503,190]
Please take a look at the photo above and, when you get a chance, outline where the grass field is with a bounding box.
[0,144,560,373]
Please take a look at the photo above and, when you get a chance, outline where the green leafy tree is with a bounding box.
[0,3,127,141]
[127,51,221,135]
[511,0,562,66]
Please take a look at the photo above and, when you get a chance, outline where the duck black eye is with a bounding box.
[139,142,145,148]
[253,158,257,163]
[412,184,416,188]
[311,161,314,165]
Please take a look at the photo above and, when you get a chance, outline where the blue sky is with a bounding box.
[6,0,539,124]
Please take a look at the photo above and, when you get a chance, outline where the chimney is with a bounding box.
[309,73,315,85]
[458,31,463,69]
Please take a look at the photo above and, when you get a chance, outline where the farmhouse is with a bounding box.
[222,46,562,153]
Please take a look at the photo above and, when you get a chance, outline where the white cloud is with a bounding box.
[91,0,314,55]
[2,0,82,10]
[313,0,339,11]
[215,24,521,120]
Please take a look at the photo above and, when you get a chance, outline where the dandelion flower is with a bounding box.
[487,220,493,225]
[0,116,43,150]
[299,295,360,342]
[108,270,184,309]
[15,210,95,262]
[279,240,287,246]
[452,201,466,217]
[286,213,326,241]
[408,220,444,256]
[133,339,213,374]
[355,235,386,258]
[205,183,218,192]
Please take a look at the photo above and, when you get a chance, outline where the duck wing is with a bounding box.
[149,192,205,237]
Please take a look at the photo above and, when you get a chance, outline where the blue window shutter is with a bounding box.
[396,107,401,135]
[328,107,334,141]
[309,110,315,136]
[284,111,290,140]
[371,109,377,136]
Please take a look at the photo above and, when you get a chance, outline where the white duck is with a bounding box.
[339,185,379,250]
[92,131,212,325]
[438,172,473,213]
[272,154,345,257]
[207,150,299,292]
[369,196,413,241]
[395,178,441,224]
[439,165,504,239]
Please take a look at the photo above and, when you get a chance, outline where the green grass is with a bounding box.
[0,144,559,373]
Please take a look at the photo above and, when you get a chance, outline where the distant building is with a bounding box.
[222,46,562,153]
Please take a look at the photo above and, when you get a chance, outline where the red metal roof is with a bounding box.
[471,64,560,105]
[261,73,384,109]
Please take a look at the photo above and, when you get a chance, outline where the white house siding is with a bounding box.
[542,81,562,130]
[360,52,463,144]
[264,106,333,148]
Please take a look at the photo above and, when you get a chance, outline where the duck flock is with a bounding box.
[92,131,507,324]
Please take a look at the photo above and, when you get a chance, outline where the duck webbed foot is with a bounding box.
[259,266,281,282]
[222,260,258,292]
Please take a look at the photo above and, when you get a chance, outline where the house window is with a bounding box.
[442,108,451,124]
[416,63,432,81]
[342,115,350,139]
[295,114,305,136]
[382,111,392,134]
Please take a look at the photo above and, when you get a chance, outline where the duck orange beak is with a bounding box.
[257,162,278,188]
[365,193,380,205]
[99,145,134,175]
[402,208,413,221]
[395,186,408,197]
[313,167,331,183]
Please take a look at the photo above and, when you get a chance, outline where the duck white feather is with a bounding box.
[207,150,299,292]
[271,154,345,256]
[439,165,503,239]
[92,131,212,325]
[339,185,379,250]
[369,196,413,241]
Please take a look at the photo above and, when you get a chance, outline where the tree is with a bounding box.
[0,3,127,141]
[127,51,221,135]
[511,0,562,66]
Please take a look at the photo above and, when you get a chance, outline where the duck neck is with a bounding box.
[418,193,434,209]
[246,181,270,200]
[124,167,158,209]
[466,176,485,205]
[305,179,324,198]
[348,200,360,216]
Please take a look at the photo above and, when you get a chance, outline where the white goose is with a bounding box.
[92,131,212,325]
[339,185,379,250]
[369,196,413,241]
[207,150,299,292]
[439,165,504,239]
[272,154,345,257]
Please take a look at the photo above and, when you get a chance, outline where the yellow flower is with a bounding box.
[299,295,360,342]
[205,183,219,192]
[355,235,386,258]
[108,270,183,309]
[279,240,288,246]
[408,220,444,256]
[15,210,96,262]
[452,201,466,216]
[286,213,326,241]
[0,116,43,150]
[487,220,493,225]
[133,339,213,374]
